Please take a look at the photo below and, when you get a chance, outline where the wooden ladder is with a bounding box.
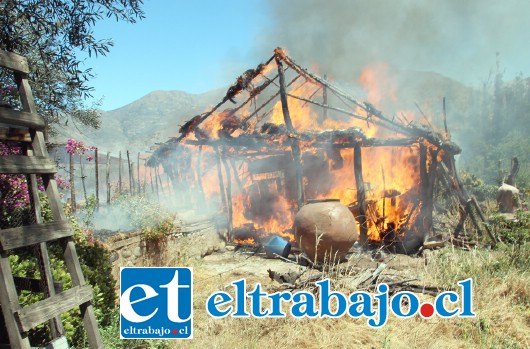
[0,51,103,348]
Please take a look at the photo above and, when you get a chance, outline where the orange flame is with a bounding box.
[172,59,431,245]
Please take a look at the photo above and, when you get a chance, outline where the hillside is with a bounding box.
[50,69,479,154]
[50,88,225,153]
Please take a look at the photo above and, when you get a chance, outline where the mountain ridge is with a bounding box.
[50,69,479,154]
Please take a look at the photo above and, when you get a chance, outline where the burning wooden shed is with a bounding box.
[147,47,475,253]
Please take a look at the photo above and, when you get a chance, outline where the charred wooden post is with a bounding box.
[143,158,147,195]
[419,144,428,239]
[353,142,368,247]
[442,97,449,138]
[454,206,468,238]
[126,150,133,194]
[215,146,229,218]
[137,152,141,194]
[106,152,111,205]
[69,152,76,213]
[79,155,87,202]
[321,74,328,124]
[276,56,305,210]
[155,165,164,195]
[221,148,234,241]
[470,196,497,243]
[196,145,206,206]
[419,143,435,242]
[95,147,99,210]
[162,160,178,199]
[242,74,303,125]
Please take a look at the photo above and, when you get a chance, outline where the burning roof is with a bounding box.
[146,47,464,253]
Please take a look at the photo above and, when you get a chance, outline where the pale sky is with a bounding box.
[85,0,269,111]
[85,0,530,111]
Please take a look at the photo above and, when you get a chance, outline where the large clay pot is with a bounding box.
[294,199,358,263]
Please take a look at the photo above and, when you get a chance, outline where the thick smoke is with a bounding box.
[256,0,529,84]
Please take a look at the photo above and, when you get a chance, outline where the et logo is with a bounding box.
[120,267,193,339]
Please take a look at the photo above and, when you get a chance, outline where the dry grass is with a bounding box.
[126,238,530,349]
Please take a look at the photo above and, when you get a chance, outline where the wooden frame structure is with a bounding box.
[147,47,493,250]
[0,51,102,348]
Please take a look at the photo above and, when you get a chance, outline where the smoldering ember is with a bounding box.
[146,47,492,256]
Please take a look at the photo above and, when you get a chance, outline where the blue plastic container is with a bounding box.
[264,235,292,258]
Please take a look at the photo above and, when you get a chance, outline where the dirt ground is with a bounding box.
[121,230,529,349]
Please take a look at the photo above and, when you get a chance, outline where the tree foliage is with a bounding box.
[0,0,144,133]
[458,67,530,189]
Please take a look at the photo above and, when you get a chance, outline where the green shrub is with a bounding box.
[115,195,176,242]
[489,209,530,246]
[99,308,169,349]
[8,199,116,348]
[460,171,498,201]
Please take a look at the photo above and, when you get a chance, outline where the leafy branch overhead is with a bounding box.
[0,0,145,132]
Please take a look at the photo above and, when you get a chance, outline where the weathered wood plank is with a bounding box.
[0,51,30,74]
[0,221,73,250]
[60,238,104,347]
[0,254,32,348]
[0,108,45,130]
[0,155,56,174]
[15,285,93,333]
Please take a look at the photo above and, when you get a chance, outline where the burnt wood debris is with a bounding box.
[145,47,494,252]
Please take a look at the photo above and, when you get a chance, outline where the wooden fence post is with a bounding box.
[69,153,76,213]
[95,147,99,210]
[106,152,111,205]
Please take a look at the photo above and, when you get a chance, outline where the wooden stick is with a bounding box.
[276,56,305,210]
[353,143,368,247]
[321,74,328,124]
[470,196,497,243]
[137,152,141,195]
[106,152,111,205]
[126,150,132,194]
[466,199,484,238]
[95,147,99,210]
[419,144,429,241]
[154,166,160,201]
[287,93,369,123]
[215,146,228,214]
[221,148,233,241]
[157,165,165,197]
[149,166,155,195]
[143,158,147,195]
[79,154,87,202]
[454,206,468,238]
[415,102,434,130]
[242,74,303,124]
[70,152,76,212]
[381,165,386,225]
[425,148,439,239]
[196,145,206,205]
